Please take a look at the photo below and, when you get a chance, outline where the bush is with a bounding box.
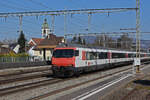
[0,52,29,57]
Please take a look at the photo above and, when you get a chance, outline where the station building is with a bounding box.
[28,19,64,61]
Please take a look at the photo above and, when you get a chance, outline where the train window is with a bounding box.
[85,52,97,60]
[75,50,79,56]
[112,53,126,58]
[141,54,144,57]
[133,54,135,57]
[91,52,97,60]
[90,53,94,60]
[112,53,118,58]
[98,52,107,59]
[85,52,90,60]
[53,49,74,58]
[128,54,133,58]
[121,53,126,58]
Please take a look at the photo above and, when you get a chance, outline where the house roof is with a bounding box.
[39,34,63,46]
[34,34,64,49]
[0,42,3,46]
[9,43,18,50]
[39,39,58,46]
[0,42,4,48]
[29,38,44,46]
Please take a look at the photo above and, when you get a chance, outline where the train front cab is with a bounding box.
[51,48,79,77]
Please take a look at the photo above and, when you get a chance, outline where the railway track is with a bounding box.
[0,65,130,97]
[29,63,150,100]
[0,66,51,77]
[29,67,132,100]
[0,71,51,85]
[0,62,149,100]
[0,78,63,96]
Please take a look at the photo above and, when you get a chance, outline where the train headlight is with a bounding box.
[53,64,57,67]
[68,64,73,67]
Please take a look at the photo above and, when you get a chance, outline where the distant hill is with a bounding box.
[139,40,150,49]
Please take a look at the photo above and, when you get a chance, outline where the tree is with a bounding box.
[1,39,17,44]
[83,39,86,45]
[95,35,103,46]
[117,34,133,50]
[71,36,77,43]
[17,31,26,53]
[78,36,82,44]
[94,34,114,48]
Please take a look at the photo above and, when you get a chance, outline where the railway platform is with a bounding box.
[0,65,51,76]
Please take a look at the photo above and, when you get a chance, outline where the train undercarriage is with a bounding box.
[51,60,138,77]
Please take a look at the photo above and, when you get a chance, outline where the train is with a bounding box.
[51,45,150,77]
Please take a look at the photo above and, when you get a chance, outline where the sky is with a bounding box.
[0,0,150,41]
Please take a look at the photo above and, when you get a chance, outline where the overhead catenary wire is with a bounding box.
[67,0,88,9]
[27,0,53,10]
[0,8,137,17]
[65,32,150,37]
[68,17,99,32]
[0,7,137,36]
[0,1,29,11]
[0,8,136,36]
[73,16,101,31]
[1,0,35,11]
[0,17,41,32]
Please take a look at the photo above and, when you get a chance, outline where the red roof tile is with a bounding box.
[38,34,63,46]
[30,38,44,45]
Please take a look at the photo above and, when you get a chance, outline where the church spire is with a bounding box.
[42,18,52,39]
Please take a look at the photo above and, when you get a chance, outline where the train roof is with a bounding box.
[57,43,150,54]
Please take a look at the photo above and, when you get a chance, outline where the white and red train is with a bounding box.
[52,46,150,77]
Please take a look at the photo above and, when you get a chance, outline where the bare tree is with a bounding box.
[1,38,17,44]
[117,34,133,50]
[95,34,114,48]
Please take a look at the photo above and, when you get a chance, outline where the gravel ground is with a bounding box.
[0,66,51,76]
[101,73,150,100]
[0,71,51,89]
[0,71,48,81]
[0,65,131,100]
[0,77,50,89]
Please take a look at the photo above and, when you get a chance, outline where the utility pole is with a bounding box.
[135,0,141,73]
[103,34,106,48]
[51,15,55,34]
[64,13,67,44]
[88,13,91,33]
[19,15,23,33]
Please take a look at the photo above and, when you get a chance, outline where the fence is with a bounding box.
[0,56,42,63]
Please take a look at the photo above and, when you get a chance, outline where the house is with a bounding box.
[33,34,64,60]
[9,43,20,54]
[28,38,44,56]
[28,18,64,61]
[0,44,14,55]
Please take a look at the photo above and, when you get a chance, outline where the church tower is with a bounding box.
[42,19,52,38]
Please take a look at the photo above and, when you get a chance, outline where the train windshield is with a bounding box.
[53,49,74,58]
